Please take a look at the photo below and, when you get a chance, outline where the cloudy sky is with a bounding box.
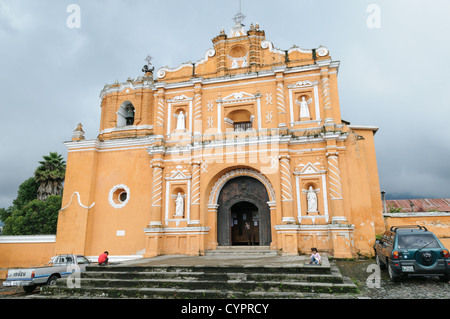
[1,0,449,210]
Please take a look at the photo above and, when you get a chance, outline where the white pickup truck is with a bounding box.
[2,254,91,293]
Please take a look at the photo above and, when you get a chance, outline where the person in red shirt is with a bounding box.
[98,251,109,266]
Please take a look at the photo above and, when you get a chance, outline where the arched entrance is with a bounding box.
[217,176,271,246]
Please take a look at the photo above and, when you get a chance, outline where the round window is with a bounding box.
[108,184,130,209]
[119,191,127,203]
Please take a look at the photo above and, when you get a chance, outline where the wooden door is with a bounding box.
[217,176,271,246]
[230,202,259,245]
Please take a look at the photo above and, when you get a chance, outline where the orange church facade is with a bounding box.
[55,21,385,260]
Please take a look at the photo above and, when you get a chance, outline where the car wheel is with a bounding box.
[47,275,59,286]
[388,262,400,282]
[376,254,386,269]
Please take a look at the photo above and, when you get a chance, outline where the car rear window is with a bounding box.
[397,234,441,249]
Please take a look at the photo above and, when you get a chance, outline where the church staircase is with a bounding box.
[39,250,358,299]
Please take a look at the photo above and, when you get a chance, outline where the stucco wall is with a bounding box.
[383,212,450,248]
[0,235,56,279]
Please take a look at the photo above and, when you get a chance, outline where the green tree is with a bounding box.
[0,177,38,228]
[12,177,39,210]
[2,196,62,235]
[0,153,65,235]
[34,152,66,201]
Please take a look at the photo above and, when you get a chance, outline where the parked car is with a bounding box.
[2,254,90,293]
[374,225,450,282]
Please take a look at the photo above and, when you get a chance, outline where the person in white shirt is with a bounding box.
[309,248,321,265]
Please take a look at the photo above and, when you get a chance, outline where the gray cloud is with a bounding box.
[1,0,449,209]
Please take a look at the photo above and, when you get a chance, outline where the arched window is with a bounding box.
[227,109,254,132]
[117,102,135,126]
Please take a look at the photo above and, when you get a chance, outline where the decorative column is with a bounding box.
[326,150,345,222]
[267,201,278,249]
[207,204,219,249]
[327,150,353,258]
[193,81,203,136]
[280,155,295,223]
[320,66,334,128]
[189,162,201,226]
[154,87,166,136]
[275,71,287,129]
[277,153,299,252]
[149,159,164,226]
[145,158,164,258]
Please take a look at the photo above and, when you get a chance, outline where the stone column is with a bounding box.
[327,151,345,221]
[193,81,203,136]
[320,66,334,128]
[149,160,164,226]
[207,204,219,249]
[189,162,201,226]
[154,87,166,136]
[280,155,295,223]
[267,201,278,249]
[275,72,287,129]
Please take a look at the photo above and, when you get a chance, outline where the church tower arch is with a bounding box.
[117,101,135,126]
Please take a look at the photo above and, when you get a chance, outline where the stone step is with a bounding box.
[37,255,359,299]
[85,264,332,275]
[43,278,357,298]
[38,287,324,299]
[205,246,277,256]
[81,270,344,283]
[53,275,349,292]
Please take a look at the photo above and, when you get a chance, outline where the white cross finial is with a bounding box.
[145,54,153,66]
[233,0,245,25]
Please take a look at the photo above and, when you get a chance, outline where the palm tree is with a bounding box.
[34,152,66,201]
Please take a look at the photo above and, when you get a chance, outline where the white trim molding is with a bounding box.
[383,212,450,217]
[0,235,56,244]
[60,191,95,211]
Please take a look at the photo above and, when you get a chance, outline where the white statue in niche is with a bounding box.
[175,111,186,131]
[174,193,184,217]
[307,186,318,213]
[241,57,247,67]
[298,96,311,120]
[231,58,239,69]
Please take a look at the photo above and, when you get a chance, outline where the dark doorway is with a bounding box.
[230,202,259,245]
[217,176,271,246]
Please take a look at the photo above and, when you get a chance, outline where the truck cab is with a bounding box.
[3,254,90,293]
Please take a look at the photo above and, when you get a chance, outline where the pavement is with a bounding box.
[334,258,450,299]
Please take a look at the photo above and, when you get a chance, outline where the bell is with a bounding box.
[125,109,134,125]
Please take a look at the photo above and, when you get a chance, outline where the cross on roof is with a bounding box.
[142,54,155,74]
[233,11,246,26]
[233,0,245,25]
[145,54,153,66]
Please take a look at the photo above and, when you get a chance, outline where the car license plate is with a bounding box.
[5,281,21,286]
[402,266,414,272]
